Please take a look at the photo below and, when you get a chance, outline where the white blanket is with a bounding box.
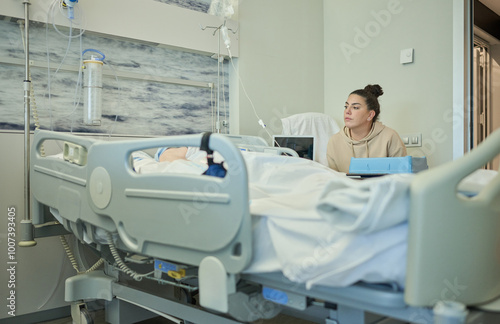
[241,153,410,289]
[241,155,496,289]
[135,151,413,288]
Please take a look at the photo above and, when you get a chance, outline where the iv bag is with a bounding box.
[208,0,235,19]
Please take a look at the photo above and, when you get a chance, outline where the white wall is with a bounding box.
[3,0,238,56]
[0,134,75,320]
[324,0,458,167]
[235,0,324,141]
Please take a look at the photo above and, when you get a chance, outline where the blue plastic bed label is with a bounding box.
[154,260,177,273]
[262,287,289,305]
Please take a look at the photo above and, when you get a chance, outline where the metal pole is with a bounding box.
[20,0,37,247]
[464,0,473,154]
[216,26,221,134]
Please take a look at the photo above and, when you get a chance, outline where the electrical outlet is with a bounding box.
[400,133,421,147]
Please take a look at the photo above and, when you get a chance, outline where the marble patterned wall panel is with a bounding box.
[0,16,229,136]
[155,0,212,14]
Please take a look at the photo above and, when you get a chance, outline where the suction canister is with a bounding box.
[83,57,103,126]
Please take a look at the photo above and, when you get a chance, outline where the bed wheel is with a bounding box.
[79,308,94,324]
[227,291,282,322]
[173,287,198,305]
[71,302,94,324]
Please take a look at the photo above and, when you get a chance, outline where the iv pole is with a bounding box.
[200,23,224,133]
[20,0,37,247]
[200,22,236,134]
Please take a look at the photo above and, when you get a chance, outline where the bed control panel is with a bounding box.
[154,259,192,280]
[63,141,88,165]
[262,286,307,310]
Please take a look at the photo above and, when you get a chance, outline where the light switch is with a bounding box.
[400,48,414,64]
[400,133,422,147]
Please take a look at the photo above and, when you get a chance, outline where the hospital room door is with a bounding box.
[472,40,491,154]
[471,36,500,170]
[472,0,500,170]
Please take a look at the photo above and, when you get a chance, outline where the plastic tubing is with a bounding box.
[82,48,106,61]
[228,56,275,142]
[46,0,86,38]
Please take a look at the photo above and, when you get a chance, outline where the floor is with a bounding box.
[38,309,316,324]
[38,312,171,324]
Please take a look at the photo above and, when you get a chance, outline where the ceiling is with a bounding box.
[479,0,500,16]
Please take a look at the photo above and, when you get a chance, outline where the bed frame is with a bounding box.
[29,129,500,324]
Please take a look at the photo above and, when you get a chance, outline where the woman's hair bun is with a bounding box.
[364,84,384,98]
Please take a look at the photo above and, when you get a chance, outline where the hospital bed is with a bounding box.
[29,129,500,324]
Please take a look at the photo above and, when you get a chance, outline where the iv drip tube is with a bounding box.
[19,0,37,247]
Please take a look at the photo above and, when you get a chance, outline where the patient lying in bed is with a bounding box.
[132,147,409,289]
[130,146,497,290]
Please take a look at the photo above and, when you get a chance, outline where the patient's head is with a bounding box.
[158,147,188,162]
[349,84,383,122]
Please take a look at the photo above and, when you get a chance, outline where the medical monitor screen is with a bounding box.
[273,136,314,160]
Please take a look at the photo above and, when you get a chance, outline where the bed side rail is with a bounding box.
[30,130,252,274]
[223,134,299,157]
[406,128,500,307]
[30,130,98,227]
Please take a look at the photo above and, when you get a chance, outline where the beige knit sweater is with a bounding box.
[326,121,407,173]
